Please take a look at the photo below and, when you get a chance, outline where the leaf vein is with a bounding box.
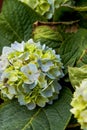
[22,108,42,130]
[42,109,51,130]
[2,13,22,41]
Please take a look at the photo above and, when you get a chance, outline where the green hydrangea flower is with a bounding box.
[19,0,71,19]
[71,80,87,130]
[0,39,64,110]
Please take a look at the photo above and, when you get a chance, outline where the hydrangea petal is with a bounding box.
[70,80,87,130]
[26,102,36,110]
[2,47,13,56]
[38,59,53,72]
[36,96,48,107]
[41,87,53,97]
[11,41,25,52]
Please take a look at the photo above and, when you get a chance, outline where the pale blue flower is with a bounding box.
[21,63,40,84]
[0,39,64,110]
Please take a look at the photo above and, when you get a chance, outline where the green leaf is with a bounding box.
[0,87,72,130]
[68,65,87,88]
[33,25,63,52]
[0,0,46,54]
[60,29,87,73]
[76,51,87,66]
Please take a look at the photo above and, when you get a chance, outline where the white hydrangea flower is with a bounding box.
[0,39,64,110]
[71,80,87,130]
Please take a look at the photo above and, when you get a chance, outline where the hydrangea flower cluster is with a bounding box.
[0,39,64,110]
[71,80,87,130]
[19,0,70,19]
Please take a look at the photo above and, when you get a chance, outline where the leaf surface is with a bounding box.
[0,87,72,130]
[0,0,46,53]
[60,29,87,73]
[68,65,87,88]
[33,25,63,52]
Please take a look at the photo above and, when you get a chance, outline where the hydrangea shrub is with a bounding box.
[0,39,64,110]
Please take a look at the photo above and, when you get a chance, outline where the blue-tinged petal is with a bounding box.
[46,73,55,79]
[41,61,53,72]
[22,83,30,93]
[2,47,13,56]
[42,44,46,50]
[18,94,27,105]
[22,83,36,93]
[26,102,36,110]
[56,54,61,60]
[0,72,3,81]
[48,0,54,14]
[29,82,37,89]
[8,85,16,95]
[21,63,38,74]
[38,59,53,72]
[47,68,62,79]
[28,74,39,83]
[21,65,29,75]
[41,87,53,97]
[0,56,9,71]
[1,72,10,80]
[28,63,38,73]
[52,80,62,93]
[45,12,53,19]
[11,41,25,52]
[27,39,34,44]
[21,63,40,84]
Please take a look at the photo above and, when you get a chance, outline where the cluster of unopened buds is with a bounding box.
[0,39,64,110]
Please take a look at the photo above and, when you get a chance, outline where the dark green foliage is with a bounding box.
[0,88,72,130]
